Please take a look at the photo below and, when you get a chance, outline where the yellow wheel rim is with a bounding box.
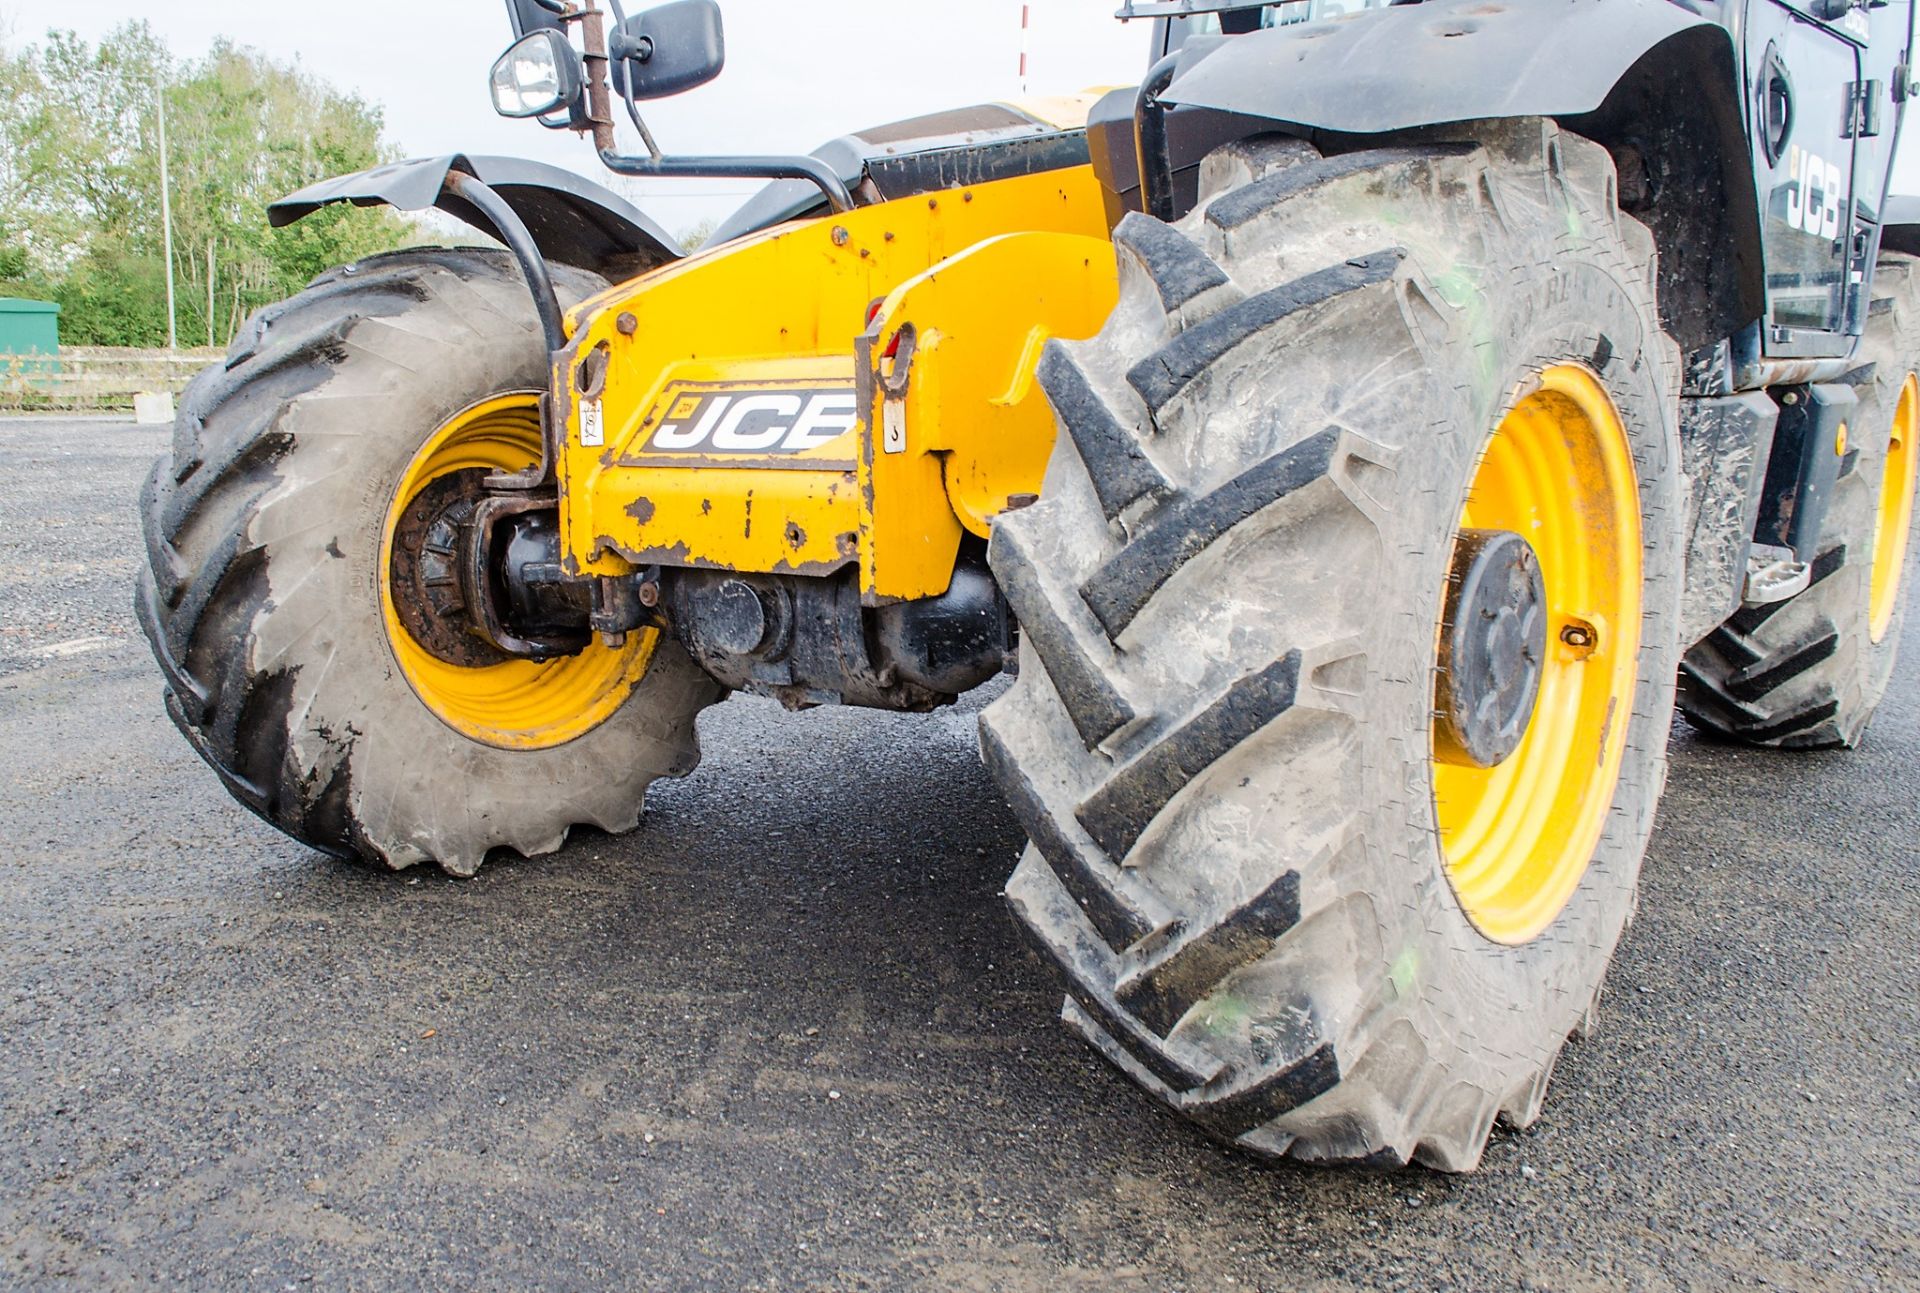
[1869,372,1918,643]
[1432,365,1644,945]
[379,393,656,750]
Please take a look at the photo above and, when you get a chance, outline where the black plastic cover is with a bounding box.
[1757,384,1859,560]
[1881,194,1920,257]
[708,103,1091,245]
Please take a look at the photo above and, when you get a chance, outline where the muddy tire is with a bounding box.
[136,248,720,873]
[981,124,1684,1170]
[1679,252,1920,748]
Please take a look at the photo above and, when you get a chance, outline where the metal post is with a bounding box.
[1019,4,1031,96]
[157,84,178,352]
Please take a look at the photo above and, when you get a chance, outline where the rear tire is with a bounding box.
[982,123,1684,1170]
[136,248,720,873]
[1678,252,1920,748]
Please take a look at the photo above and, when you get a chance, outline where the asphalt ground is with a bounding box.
[1,415,1915,1291]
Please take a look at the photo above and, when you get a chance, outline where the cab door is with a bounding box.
[1851,0,1916,226]
[1748,0,1862,349]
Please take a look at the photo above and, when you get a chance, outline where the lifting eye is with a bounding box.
[575,341,610,400]
[1759,42,1795,168]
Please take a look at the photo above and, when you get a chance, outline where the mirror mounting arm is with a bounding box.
[618,88,664,160]
[587,0,846,211]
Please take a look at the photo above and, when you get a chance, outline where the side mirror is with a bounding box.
[610,0,725,101]
[489,29,585,119]
[503,0,567,39]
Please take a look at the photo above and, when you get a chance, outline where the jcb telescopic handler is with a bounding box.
[140,0,1920,1169]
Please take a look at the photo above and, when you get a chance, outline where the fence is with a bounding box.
[0,346,222,412]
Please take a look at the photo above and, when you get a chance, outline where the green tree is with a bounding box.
[0,23,408,346]
[0,218,38,291]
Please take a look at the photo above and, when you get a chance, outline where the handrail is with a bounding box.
[597,149,855,213]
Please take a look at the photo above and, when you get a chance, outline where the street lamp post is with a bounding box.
[157,82,178,352]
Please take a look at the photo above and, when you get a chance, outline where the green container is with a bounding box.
[0,298,60,380]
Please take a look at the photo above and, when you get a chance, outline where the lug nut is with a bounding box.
[1560,624,1595,648]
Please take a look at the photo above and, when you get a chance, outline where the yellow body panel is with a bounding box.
[552,165,1115,599]
[591,353,864,577]
[860,232,1118,597]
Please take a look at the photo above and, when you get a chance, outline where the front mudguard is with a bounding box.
[271,154,689,492]
[269,153,682,277]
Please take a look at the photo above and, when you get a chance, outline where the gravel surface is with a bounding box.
[1,415,1915,1290]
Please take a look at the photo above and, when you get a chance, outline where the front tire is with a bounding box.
[982,124,1684,1170]
[136,248,721,873]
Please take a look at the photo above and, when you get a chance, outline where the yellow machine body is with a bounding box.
[551,165,1119,602]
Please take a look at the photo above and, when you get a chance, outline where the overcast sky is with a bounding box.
[1,1,1154,238]
[12,2,1917,238]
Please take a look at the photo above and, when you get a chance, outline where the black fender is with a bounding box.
[1881,194,1920,258]
[1159,0,1707,136]
[1116,0,1760,354]
[269,154,682,277]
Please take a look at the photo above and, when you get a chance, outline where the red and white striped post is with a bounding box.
[1018,4,1031,95]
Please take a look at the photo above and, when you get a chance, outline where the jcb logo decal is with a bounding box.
[646,385,858,455]
[1784,145,1843,239]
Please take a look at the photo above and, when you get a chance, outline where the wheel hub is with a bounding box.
[378,393,658,751]
[1434,528,1547,769]
[387,467,507,668]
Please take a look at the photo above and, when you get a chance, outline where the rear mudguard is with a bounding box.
[270,153,682,277]
[1158,0,1708,134]
[1095,0,1762,356]
[1882,194,1920,257]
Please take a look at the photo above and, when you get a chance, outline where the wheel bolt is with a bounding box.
[1561,624,1595,648]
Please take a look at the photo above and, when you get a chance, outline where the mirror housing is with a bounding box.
[504,0,566,39]
[610,0,725,101]
[489,29,585,120]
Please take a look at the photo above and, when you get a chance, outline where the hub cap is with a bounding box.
[379,393,657,750]
[1435,529,1548,769]
[1431,365,1644,945]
